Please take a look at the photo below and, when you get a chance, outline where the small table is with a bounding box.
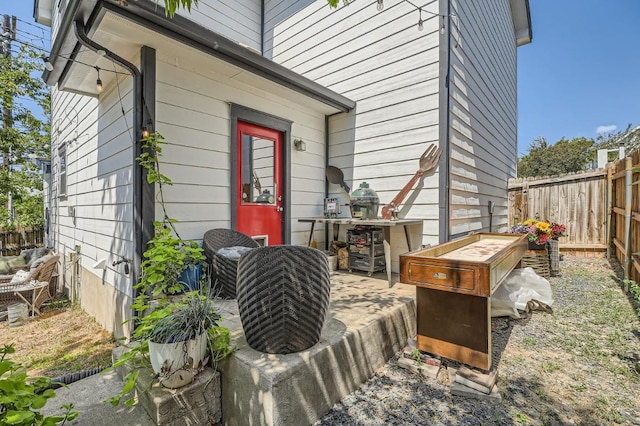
[14,281,49,317]
[298,218,423,286]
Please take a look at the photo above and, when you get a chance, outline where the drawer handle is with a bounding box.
[432,272,447,280]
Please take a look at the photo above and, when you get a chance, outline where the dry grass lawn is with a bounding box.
[0,299,115,378]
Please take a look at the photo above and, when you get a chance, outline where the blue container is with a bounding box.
[178,264,202,292]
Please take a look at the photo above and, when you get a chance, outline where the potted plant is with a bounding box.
[109,131,233,406]
[131,221,207,312]
[110,291,234,406]
[510,218,552,249]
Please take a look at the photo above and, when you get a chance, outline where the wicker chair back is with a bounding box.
[202,229,260,298]
[236,245,330,354]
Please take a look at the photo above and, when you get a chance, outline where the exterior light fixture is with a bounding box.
[42,56,54,71]
[293,138,306,152]
[95,67,103,93]
[141,127,150,139]
[377,0,384,11]
[440,16,446,34]
[418,8,424,31]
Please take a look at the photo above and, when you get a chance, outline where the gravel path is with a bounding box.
[317,257,640,425]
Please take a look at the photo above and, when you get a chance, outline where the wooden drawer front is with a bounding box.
[407,262,477,293]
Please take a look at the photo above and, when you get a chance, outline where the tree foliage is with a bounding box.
[518,123,639,178]
[162,0,199,17]
[0,44,50,229]
[517,137,594,178]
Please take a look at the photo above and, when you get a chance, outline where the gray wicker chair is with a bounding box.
[202,229,260,299]
[236,245,330,354]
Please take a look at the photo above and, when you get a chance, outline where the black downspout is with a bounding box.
[438,0,452,243]
[74,22,144,333]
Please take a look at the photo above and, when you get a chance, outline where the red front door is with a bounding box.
[236,121,283,245]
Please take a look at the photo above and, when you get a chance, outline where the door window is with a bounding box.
[241,135,275,204]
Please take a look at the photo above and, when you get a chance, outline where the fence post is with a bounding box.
[606,166,613,258]
[624,156,633,279]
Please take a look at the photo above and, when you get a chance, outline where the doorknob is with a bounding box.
[277,206,284,212]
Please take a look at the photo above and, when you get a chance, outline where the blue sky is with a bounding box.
[6,1,640,157]
[518,0,640,156]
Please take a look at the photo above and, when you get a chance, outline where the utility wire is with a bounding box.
[10,37,129,75]
[15,17,49,32]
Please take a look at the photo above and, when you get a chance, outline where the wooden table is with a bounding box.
[399,233,527,370]
[298,218,423,286]
[0,280,49,317]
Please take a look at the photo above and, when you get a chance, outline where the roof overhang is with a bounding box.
[33,0,53,26]
[509,0,533,47]
[43,0,355,112]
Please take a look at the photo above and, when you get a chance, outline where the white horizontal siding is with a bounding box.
[267,0,442,249]
[154,44,328,245]
[50,78,135,302]
[448,0,518,235]
[176,0,262,52]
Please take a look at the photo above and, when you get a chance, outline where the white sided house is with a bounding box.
[35,0,532,337]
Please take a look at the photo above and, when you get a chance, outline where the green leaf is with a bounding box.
[31,395,48,409]
[4,409,35,425]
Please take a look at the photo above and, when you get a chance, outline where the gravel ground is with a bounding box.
[316,257,640,426]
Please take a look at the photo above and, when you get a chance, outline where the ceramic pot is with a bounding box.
[148,332,207,388]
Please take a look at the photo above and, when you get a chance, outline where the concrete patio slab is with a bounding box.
[217,271,417,426]
[39,370,154,426]
[41,271,416,426]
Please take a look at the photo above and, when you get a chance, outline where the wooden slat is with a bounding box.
[508,169,607,189]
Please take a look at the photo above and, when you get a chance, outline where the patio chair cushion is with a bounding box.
[30,254,55,272]
[21,247,50,264]
[217,246,254,260]
[0,255,27,274]
[10,270,31,285]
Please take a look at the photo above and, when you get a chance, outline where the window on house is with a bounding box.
[59,143,67,197]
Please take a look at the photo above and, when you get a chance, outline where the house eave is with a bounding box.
[509,0,533,47]
[33,0,54,26]
[43,0,355,113]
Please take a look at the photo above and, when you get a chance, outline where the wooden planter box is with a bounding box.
[399,233,527,370]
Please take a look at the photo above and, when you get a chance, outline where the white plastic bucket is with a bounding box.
[325,252,338,272]
[8,303,28,327]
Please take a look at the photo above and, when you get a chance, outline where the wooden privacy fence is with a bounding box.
[508,147,640,282]
[0,227,45,256]
[610,149,640,283]
[508,170,608,256]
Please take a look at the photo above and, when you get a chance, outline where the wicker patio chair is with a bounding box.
[0,255,60,316]
[236,245,331,354]
[202,229,260,299]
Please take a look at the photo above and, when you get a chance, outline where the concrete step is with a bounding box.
[39,370,154,426]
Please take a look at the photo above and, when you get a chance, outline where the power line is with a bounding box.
[15,27,47,42]
[15,17,50,33]
[10,37,129,76]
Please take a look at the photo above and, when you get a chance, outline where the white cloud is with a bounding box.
[596,125,617,134]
